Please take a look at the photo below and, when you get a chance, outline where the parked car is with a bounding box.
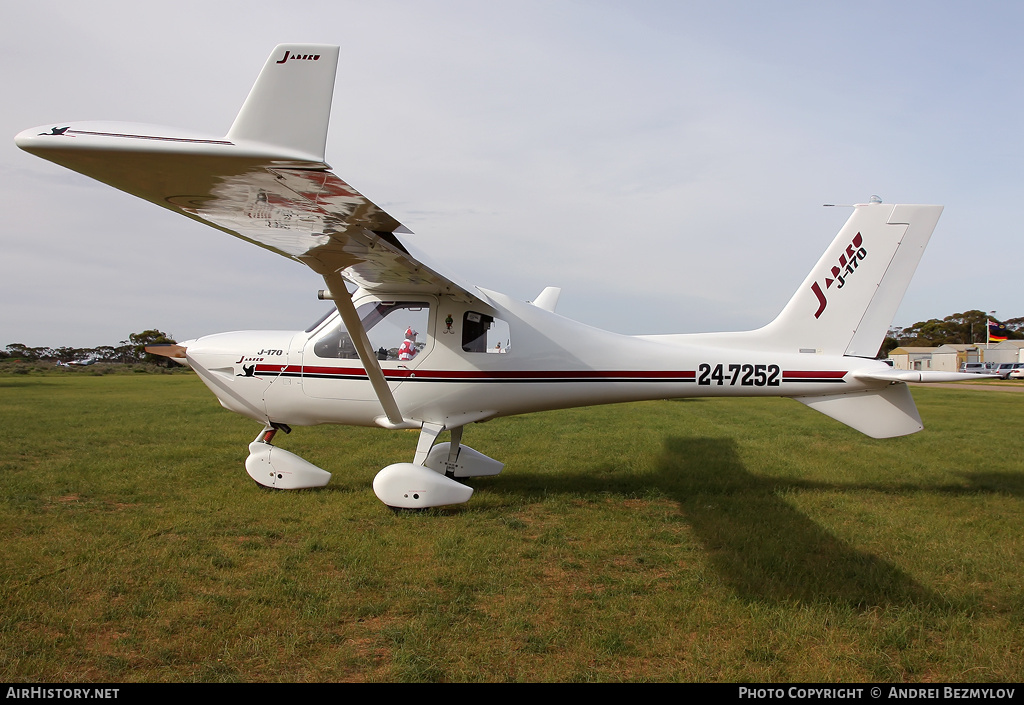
[959,362,999,375]
[993,362,1024,379]
[1009,368,1024,380]
[958,362,991,375]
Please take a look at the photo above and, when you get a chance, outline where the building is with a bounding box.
[931,344,987,371]
[888,347,940,371]
[984,340,1024,364]
[889,342,1023,371]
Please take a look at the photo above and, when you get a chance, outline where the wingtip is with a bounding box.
[226,44,341,161]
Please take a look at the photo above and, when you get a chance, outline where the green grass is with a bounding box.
[1,375,1022,682]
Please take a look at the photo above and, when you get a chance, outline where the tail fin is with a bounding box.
[226,44,340,162]
[759,202,943,358]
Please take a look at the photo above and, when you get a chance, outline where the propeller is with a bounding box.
[144,344,188,359]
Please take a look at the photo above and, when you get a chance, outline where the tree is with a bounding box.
[90,345,118,363]
[128,330,177,366]
[5,343,36,361]
[1005,317,1024,334]
[51,346,87,364]
[881,310,1023,357]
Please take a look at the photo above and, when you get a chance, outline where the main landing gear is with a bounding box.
[244,422,504,507]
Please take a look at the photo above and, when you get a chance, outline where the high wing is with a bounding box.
[15,44,474,301]
[17,43,479,428]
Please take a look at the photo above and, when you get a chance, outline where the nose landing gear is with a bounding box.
[245,426,332,489]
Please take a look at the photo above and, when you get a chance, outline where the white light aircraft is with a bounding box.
[16,44,978,509]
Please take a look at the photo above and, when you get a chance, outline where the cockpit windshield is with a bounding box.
[305,308,336,333]
[312,301,430,360]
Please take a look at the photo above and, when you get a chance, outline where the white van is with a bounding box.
[959,362,997,375]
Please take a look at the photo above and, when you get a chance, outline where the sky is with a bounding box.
[2,0,1021,348]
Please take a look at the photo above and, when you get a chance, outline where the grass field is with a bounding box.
[1,373,1022,682]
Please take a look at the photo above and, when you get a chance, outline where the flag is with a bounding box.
[989,320,1008,342]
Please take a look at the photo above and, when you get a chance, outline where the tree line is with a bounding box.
[882,310,1023,357]
[1,330,176,365]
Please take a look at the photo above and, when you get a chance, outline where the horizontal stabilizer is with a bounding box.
[795,383,923,438]
[854,370,998,383]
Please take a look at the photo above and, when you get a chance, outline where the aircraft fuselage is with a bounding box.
[186,286,889,430]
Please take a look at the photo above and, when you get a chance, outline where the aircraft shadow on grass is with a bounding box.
[463,435,1024,609]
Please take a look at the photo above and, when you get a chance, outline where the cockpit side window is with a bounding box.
[313,301,430,360]
[462,311,511,353]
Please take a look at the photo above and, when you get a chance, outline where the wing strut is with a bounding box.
[322,271,419,430]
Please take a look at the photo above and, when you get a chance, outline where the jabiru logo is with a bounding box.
[810,232,867,319]
[275,50,321,64]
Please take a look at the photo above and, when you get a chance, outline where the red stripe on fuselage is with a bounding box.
[258,365,699,380]
[782,370,847,380]
[253,365,846,383]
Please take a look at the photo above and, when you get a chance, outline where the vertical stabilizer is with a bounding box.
[227,44,340,161]
[758,202,942,357]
